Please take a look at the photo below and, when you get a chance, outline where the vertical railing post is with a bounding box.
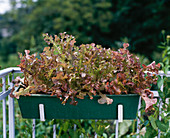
[115,120,119,138]
[136,96,142,138]
[8,73,15,138]
[74,124,77,131]
[53,124,56,138]
[158,75,164,138]
[32,119,36,138]
[94,120,98,138]
[2,76,6,138]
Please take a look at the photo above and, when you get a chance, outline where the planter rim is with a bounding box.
[24,94,139,97]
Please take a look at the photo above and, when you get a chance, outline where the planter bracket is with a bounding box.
[39,104,45,121]
[118,104,123,122]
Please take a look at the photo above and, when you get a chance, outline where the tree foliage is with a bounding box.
[0,0,169,63]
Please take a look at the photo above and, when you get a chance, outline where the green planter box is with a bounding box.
[17,94,139,120]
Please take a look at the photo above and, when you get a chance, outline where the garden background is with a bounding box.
[0,0,170,69]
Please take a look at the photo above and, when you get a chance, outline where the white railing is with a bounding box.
[0,67,21,138]
[0,67,169,138]
[137,70,169,138]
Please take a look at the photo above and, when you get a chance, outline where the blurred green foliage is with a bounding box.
[0,0,170,68]
[0,0,170,137]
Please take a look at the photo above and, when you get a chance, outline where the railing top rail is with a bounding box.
[0,67,169,78]
[0,67,21,78]
[158,70,170,77]
[144,70,170,77]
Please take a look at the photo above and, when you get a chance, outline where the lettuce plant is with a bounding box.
[11,32,160,111]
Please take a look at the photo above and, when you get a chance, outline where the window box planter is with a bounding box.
[11,32,159,121]
[17,94,139,120]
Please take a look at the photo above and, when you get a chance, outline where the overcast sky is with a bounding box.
[0,0,11,14]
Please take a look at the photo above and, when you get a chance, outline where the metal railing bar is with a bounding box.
[0,89,11,101]
[3,99,7,138]
[0,67,21,78]
[158,71,170,77]
[158,75,164,138]
[151,91,159,98]
[32,119,36,138]
[2,77,6,138]
[94,120,98,138]
[136,96,142,138]
[115,120,119,138]
[74,124,77,131]
[144,71,170,77]
[8,73,15,138]
[0,67,169,78]
[53,124,56,138]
